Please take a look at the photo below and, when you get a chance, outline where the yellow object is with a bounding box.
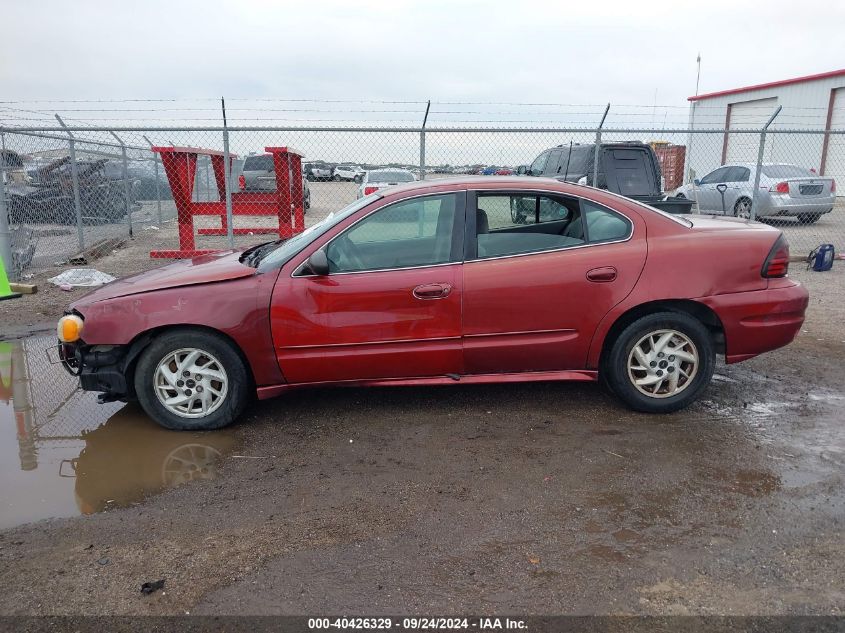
[0,256,21,301]
[57,315,84,343]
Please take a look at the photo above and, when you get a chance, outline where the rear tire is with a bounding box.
[134,329,250,430]
[797,212,821,224]
[604,312,715,414]
[333,174,342,182]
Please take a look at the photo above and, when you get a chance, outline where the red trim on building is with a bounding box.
[689,69,845,102]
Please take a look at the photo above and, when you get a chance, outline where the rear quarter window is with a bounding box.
[583,199,632,243]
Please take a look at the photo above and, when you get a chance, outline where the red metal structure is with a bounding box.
[149,146,305,258]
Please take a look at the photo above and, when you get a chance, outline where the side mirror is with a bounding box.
[693,178,701,186]
[516,165,527,175]
[307,249,329,276]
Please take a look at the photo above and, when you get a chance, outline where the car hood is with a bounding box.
[70,250,255,307]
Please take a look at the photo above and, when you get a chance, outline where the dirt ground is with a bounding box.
[0,203,844,616]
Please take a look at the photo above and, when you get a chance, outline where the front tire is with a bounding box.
[604,312,715,414]
[134,329,250,430]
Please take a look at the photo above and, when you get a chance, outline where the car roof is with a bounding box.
[376,175,606,199]
[376,176,693,228]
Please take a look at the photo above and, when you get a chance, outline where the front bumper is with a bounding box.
[62,341,132,401]
[698,279,809,363]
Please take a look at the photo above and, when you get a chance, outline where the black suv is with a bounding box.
[519,142,692,214]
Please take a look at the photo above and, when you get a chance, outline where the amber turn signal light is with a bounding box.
[57,315,84,343]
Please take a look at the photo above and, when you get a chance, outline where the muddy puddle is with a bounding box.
[0,334,236,530]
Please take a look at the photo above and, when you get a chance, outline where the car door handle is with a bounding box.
[413,283,452,299]
[586,267,617,283]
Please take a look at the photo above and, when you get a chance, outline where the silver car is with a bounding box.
[356,168,417,199]
[240,154,311,210]
[677,163,835,224]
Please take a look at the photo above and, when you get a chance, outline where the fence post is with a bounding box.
[593,103,610,187]
[0,130,15,280]
[221,98,234,248]
[143,135,163,226]
[110,131,133,238]
[55,115,85,253]
[419,100,431,181]
[750,106,782,221]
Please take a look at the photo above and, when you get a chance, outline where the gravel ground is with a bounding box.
[0,184,843,617]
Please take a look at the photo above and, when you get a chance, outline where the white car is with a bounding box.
[676,163,835,223]
[356,168,417,198]
[333,164,365,182]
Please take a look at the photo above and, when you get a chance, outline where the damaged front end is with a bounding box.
[53,312,144,404]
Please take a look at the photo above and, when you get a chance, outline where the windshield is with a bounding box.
[368,171,415,183]
[761,164,813,178]
[253,194,379,272]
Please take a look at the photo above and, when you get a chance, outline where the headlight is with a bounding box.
[57,314,84,343]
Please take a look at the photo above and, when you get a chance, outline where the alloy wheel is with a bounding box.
[154,348,228,418]
[627,329,699,399]
[735,198,752,219]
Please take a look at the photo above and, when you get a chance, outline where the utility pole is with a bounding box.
[695,53,702,96]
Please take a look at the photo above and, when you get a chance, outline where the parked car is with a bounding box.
[304,162,333,181]
[333,164,365,182]
[8,157,136,225]
[356,168,416,198]
[675,163,836,224]
[519,142,693,214]
[1,149,30,187]
[238,153,310,210]
[58,176,807,431]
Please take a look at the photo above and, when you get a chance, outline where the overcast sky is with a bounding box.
[1,0,843,128]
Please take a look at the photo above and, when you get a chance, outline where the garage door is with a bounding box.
[725,97,778,164]
[823,88,845,197]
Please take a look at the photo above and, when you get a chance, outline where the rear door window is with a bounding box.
[728,166,751,182]
[559,145,591,177]
[475,193,585,259]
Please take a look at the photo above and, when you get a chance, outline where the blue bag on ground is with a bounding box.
[807,244,835,272]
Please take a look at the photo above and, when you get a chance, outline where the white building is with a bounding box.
[685,69,845,193]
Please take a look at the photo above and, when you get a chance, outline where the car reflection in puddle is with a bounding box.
[0,335,236,529]
[69,405,236,515]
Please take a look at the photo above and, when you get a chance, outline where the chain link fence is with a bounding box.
[1,120,843,281]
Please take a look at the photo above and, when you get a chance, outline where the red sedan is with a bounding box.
[58,177,808,430]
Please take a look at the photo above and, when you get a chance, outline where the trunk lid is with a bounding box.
[779,176,834,199]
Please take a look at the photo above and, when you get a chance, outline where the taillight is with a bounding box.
[831,180,836,193]
[761,234,790,278]
[771,181,789,194]
[238,174,245,190]
[364,186,379,195]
